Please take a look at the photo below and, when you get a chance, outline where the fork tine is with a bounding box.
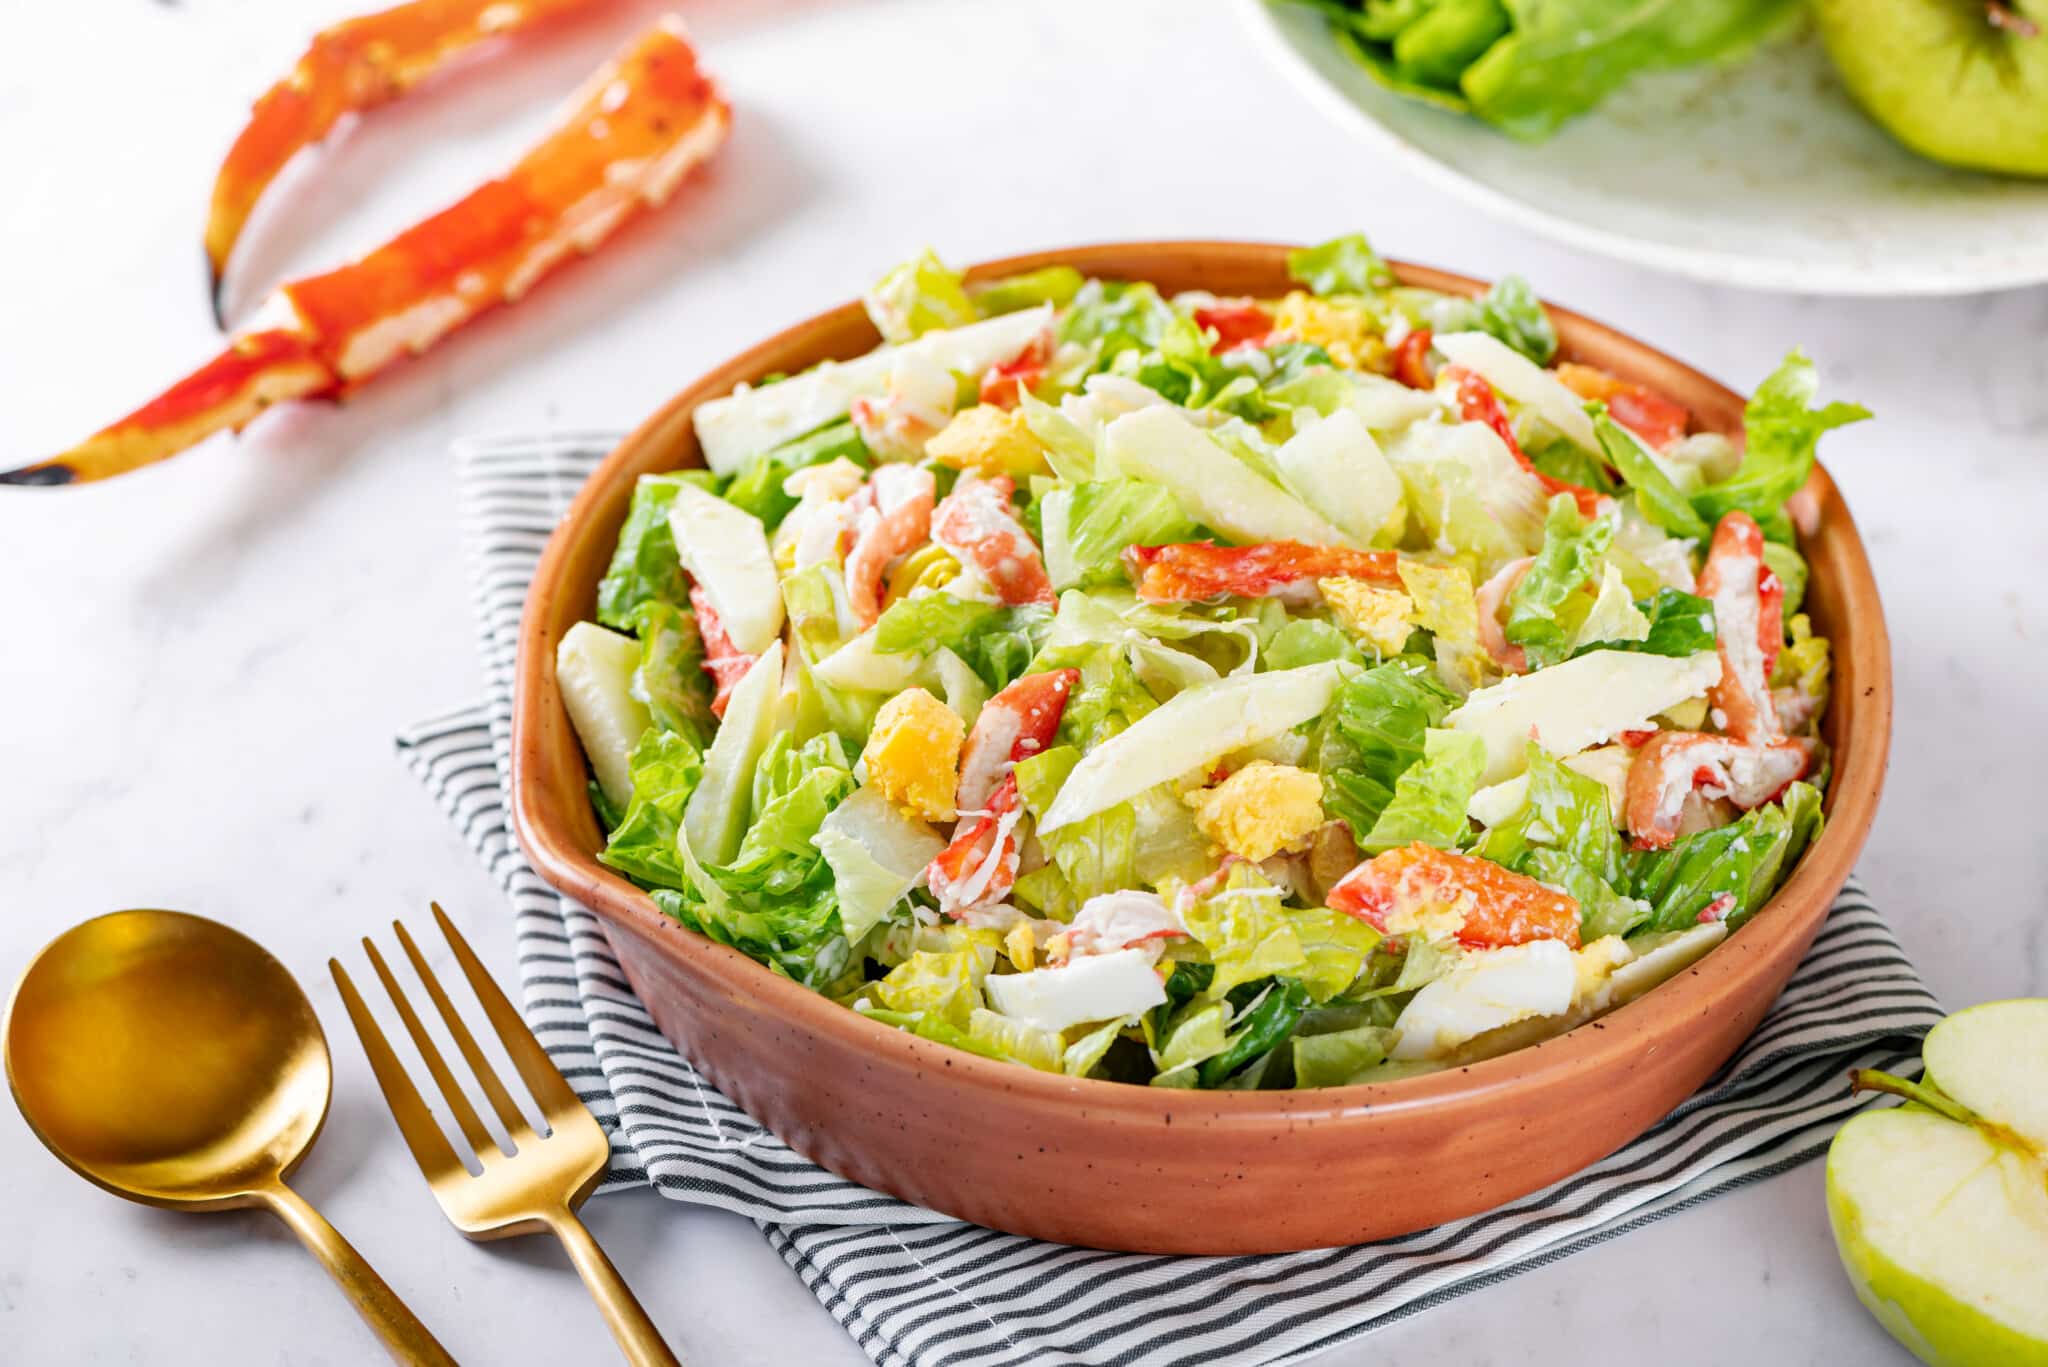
[330,960,467,1184]
[394,918,534,1141]
[363,936,500,1161]
[432,903,583,1117]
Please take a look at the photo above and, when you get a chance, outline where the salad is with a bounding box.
[556,234,1867,1090]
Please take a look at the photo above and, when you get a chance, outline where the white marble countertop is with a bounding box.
[3,1,2044,1363]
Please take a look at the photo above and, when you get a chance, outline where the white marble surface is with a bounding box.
[2,2,2044,1363]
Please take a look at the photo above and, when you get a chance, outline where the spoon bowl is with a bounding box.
[6,909,329,1206]
[5,909,453,1364]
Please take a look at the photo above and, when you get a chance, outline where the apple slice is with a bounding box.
[1826,1000,2048,1367]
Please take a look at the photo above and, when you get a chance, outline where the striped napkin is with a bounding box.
[400,433,1943,1367]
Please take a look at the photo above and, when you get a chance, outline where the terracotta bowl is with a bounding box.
[510,241,1890,1254]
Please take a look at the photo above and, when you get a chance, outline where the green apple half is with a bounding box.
[1813,1,2048,177]
[1826,999,2048,1366]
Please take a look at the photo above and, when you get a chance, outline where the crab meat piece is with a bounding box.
[1191,300,1276,354]
[1475,554,1537,674]
[926,775,1025,916]
[689,585,756,719]
[1327,842,1582,951]
[931,476,1055,607]
[9,20,728,487]
[842,465,937,625]
[1445,366,1607,519]
[1554,363,1691,450]
[956,668,1078,812]
[1064,889,1188,958]
[204,0,607,315]
[1390,326,1434,390]
[978,333,1052,408]
[1124,540,1400,603]
[1624,731,1815,850]
[849,354,958,462]
[1696,511,1785,742]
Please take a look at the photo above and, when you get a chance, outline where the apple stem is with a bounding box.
[1987,2,2041,39]
[1849,1068,1983,1127]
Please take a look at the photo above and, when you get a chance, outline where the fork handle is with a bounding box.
[261,1182,459,1367]
[546,1207,682,1366]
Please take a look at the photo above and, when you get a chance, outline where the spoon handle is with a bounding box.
[261,1182,458,1367]
[544,1206,681,1366]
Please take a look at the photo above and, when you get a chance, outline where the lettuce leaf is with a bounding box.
[596,473,710,627]
[1461,0,1801,142]
[1056,281,1179,378]
[1629,781,1824,932]
[1312,658,1458,841]
[657,819,852,992]
[871,593,1053,692]
[1292,1020,1399,1088]
[1040,478,1198,590]
[1505,494,1615,668]
[864,248,974,344]
[1475,742,1624,887]
[597,729,704,891]
[720,420,869,532]
[1428,274,1558,365]
[1199,979,1312,1086]
[1578,588,1716,659]
[1596,412,1711,540]
[1035,639,1160,752]
[1692,351,1870,530]
[1287,233,1394,296]
[728,733,856,894]
[628,600,715,748]
[1014,745,1137,909]
[1180,865,1306,999]
[968,265,1084,317]
[1359,727,1485,853]
[1264,619,1367,672]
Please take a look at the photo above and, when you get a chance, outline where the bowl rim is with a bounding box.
[510,237,1891,1127]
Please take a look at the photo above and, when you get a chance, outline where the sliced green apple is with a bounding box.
[1826,1000,2048,1367]
[556,621,653,808]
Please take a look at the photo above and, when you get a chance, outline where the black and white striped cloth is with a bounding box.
[398,434,1943,1367]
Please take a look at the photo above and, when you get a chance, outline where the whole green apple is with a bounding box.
[1813,0,2048,176]
[1826,999,2048,1366]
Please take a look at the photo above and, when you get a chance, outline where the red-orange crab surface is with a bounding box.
[1125,540,1400,603]
[8,17,727,487]
[205,0,613,314]
[1327,843,1583,951]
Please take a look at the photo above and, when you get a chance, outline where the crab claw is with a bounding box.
[1554,363,1691,450]
[3,330,333,486]
[1624,731,1815,850]
[204,0,607,310]
[13,18,729,487]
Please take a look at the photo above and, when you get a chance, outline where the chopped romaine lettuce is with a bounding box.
[596,473,703,627]
[1693,351,1869,531]
[969,265,1085,317]
[1504,495,1615,669]
[865,248,975,344]
[1039,478,1198,590]
[628,600,715,748]
[1359,726,1485,853]
[1313,658,1457,843]
[1630,781,1824,932]
[597,729,704,890]
[1287,232,1394,296]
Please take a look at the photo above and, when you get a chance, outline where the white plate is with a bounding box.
[1240,0,2048,296]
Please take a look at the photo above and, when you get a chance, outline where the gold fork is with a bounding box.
[331,905,681,1367]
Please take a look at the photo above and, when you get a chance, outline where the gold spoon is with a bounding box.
[4,909,456,1366]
